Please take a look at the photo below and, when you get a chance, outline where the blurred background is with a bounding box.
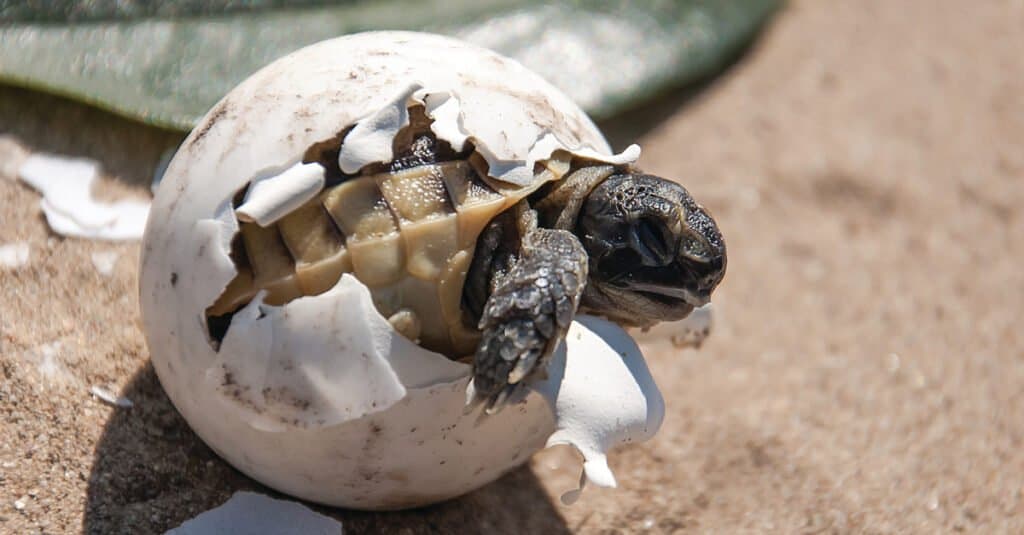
[1,0,1022,533]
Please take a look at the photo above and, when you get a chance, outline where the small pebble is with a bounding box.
[0,242,29,269]
[90,385,134,408]
[91,250,120,277]
[885,352,901,373]
[911,370,927,389]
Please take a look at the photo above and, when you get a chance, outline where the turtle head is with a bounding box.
[577,172,726,326]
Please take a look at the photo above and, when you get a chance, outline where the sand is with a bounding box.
[1,0,1022,532]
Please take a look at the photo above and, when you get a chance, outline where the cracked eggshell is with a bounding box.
[140,32,661,510]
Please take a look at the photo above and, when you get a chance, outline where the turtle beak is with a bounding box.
[620,281,710,307]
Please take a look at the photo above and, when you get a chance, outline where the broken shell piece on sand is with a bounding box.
[168,492,342,535]
[140,32,668,509]
[670,303,715,349]
[18,154,149,241]
[0,242,30,269]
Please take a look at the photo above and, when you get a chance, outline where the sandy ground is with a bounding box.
[2,0,1023,533]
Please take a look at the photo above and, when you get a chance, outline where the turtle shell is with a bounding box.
[209,129,572,357]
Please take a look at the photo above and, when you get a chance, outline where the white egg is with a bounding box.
[140,31,664,510]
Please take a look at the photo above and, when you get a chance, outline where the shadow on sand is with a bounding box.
[82,363,573,534]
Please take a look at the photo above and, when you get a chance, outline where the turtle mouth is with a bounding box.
[591,280,696,325]
[593,250,706,319]
[636,289,684,307]
[622,281,710,308]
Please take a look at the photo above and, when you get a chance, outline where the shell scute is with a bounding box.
[377,165,455,223]
[240,222,302,306]
[323,177,405,288]
[440,161,506,250]
[277,199,352,296]
[401,216,459,282]
[371,276,449,351]
[377,164,460,282]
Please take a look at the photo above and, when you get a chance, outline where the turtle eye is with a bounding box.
[632,217,674,266]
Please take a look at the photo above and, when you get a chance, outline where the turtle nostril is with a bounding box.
[699,266,725,294]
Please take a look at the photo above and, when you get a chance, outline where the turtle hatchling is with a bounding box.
[207,78,726,414]
[141,31,726,508]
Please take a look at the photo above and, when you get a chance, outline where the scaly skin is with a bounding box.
[470,223,587,412]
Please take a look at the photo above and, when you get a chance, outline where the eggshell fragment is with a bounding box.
[0,242,30,269]
[235,162,326,226]
[670,303,714,349]
[90,250,119,276]
[168,492,342,535]
[19,153,149,241]
[336,81,641,186]
[533,316,665,504]
[140,31,669,509]
[338,85,415,174]
[209,275,468,432]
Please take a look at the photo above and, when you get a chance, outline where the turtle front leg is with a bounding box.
[469,209,588,413]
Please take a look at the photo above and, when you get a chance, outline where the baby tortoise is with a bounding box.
[209,108,726,411]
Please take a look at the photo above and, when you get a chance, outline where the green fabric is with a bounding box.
[0,0,779,131]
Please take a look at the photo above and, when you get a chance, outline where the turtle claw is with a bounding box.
[485,387,512,415]
[507,348,541,385]
[463,379,484,414]
[464,381,527,416]
[470,317,548,409]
